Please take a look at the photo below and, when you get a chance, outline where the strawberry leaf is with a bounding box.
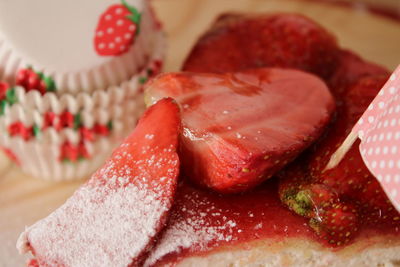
[121,0,141,34]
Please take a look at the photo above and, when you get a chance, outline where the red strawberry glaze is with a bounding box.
[147,177,400,266]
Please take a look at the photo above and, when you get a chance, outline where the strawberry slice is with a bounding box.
[17,98,181,267]
[94,0,141,56]
[182,13,339,80]
[145,68,334,193]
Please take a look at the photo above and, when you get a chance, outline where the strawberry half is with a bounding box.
[18,98,181,267]
[145,68,334,193]
[94,0,142,56]
[182,13,339,80]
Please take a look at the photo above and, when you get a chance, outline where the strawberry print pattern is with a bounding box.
[94,0,142,56]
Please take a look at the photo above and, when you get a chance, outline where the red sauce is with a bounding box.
[148,177,400,266]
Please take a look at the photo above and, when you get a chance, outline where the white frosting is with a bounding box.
[0,0,161,94]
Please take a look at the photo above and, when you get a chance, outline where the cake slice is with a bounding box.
[17,98,181,267]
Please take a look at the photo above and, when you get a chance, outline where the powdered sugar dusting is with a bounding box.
[145,187,239,266]
[18,146,178,267]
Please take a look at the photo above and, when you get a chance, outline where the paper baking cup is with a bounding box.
[0,1,162,96]
[0,53,164,181]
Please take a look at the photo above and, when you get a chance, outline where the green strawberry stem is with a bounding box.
[121,0,142,34]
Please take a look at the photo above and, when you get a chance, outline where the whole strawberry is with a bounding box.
[309,202,359,247]
[94,0,142,56]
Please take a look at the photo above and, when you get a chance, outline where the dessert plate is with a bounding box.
[0,0,399,266]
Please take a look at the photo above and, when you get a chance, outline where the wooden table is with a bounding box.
[1,0,400,266]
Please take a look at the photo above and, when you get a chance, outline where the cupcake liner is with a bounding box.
[0,44,164,181]
[0,1,162,96]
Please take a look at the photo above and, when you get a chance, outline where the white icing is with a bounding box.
[0,0,162,93]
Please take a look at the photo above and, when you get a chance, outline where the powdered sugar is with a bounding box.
[17,147,178,267]
[17,162,170,267]
[17,98,181,266]
[145,188,239,266]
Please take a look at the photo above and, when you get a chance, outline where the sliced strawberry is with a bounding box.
[18,98,181,266]
[94,0,141,56]
[145,68,334,193]
[182,13,339,80]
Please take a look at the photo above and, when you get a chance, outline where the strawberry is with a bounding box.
[328,50,389,97]
[309,202,359,247]
[182,13,339,80]
[145,68,334,193]
[16,67,56,94]
[94,0,142,56]
[279,74,400,245]
[280,175,339,218]
[18,98,181,266]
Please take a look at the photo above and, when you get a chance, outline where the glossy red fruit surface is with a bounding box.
[145,68,334,193]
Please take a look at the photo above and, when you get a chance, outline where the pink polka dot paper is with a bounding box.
[353,65,400,212]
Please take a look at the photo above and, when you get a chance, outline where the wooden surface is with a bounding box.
[1,0,400,266]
